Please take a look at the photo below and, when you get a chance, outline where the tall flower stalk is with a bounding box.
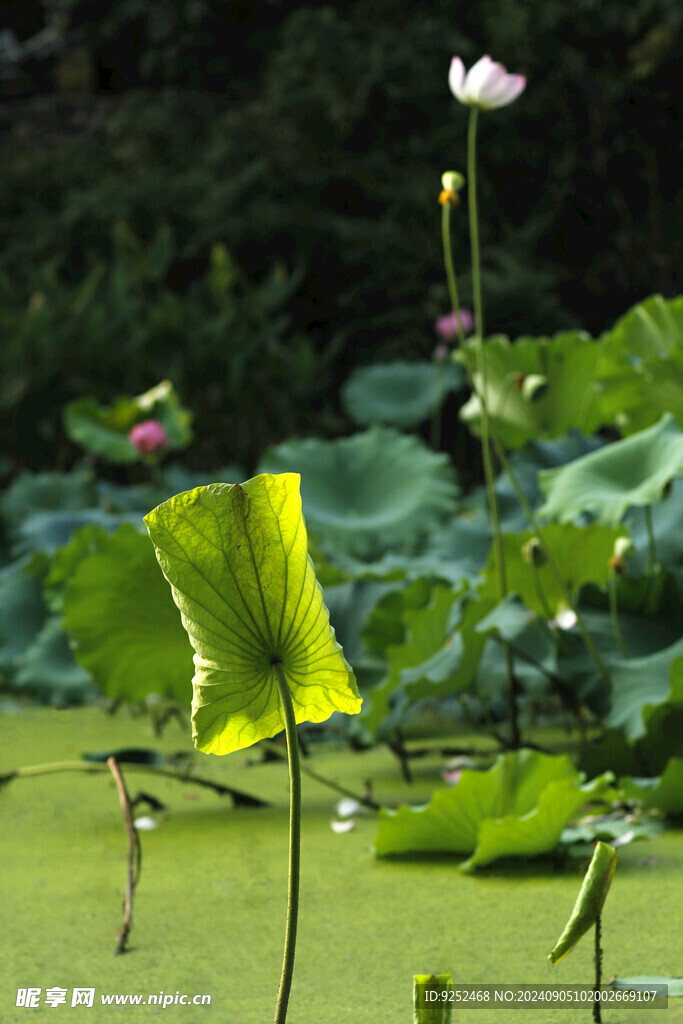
[445,55,612,712]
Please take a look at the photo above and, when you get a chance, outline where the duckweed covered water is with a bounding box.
[2,708,681,1023]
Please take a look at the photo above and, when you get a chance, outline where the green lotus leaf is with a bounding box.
[341,360,465,429]
[619,758,683,816]
[579,680,683,778]
[593,338,683,438]
[560,814,663,850]
[64,380,192,464]
[478,524,627,615]
[322,580,394,674]
[44,524,112,603]
[0,468,97,524]
[358,582,470,739]
[605,639,683,740]
[98,463,244,515]
[14,617,96,705]
[62,524,194,703]
[579,295,683,435]
[144,474,361,755]
[601,294,683,362]
[538,414,683,524]
[258,428,459,559]
[549,841,617,963]
[473,594,536,639]
[458,331,600,449]
[462,773,611,872]
[374,750,613,869]
[0,558,47,673]
[11,508,139,558]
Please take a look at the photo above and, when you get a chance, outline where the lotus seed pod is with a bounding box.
[441,171,465,192]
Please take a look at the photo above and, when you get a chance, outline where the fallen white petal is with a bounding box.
[611,830,636,848]
[336,797,364,818]
[133,816,158,831]
[331,819,356,833]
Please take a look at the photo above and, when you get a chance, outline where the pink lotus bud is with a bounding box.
[434,308,474,340]
[449,56,526,110]
[129,419,168,456]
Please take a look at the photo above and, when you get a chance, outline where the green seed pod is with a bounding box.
[441,171,465,192]
[549,841,617,964]
[613,537,636,561]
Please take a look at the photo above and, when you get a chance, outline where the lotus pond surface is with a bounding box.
[2,708,681,1023]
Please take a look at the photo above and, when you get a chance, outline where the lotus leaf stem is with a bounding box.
[272,660,302,1024]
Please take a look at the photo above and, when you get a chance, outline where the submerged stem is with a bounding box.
[272,661,302,1024]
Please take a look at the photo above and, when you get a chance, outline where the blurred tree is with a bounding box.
[0,0,680,470]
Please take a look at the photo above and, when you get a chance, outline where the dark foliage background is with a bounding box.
[0,0,681,471]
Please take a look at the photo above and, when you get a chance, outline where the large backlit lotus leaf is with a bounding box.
[478,523,627,615]
[341,360,465,429]
[538,414,683,524]
[64,380,192,464]
[62,524,194,703]
[605,641,683,740]
[374,750,613,870]
[458,331,600,449]
[258,428,459,559]
[145,475,361,755]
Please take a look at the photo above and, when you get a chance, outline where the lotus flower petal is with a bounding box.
[449,54,526,110]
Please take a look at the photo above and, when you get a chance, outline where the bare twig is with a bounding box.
[1,759,270,807]
[107,757,141,956]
